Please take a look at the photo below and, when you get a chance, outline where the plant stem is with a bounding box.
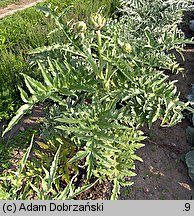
[96,29,104,80]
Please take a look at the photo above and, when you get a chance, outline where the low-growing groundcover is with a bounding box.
[0,0,20,8]
[1,0,194,200]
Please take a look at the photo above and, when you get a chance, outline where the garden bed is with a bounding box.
[1,0,194,200]
[2,48,194,200]
[74,46,194,200]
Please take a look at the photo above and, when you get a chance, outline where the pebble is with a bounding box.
[19,127,25,132]
[143,187,150,193]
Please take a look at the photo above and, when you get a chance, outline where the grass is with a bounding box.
[0,0,20,8]
[0,0,120,122]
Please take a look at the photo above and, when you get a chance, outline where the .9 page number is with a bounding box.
[183,203,190,212]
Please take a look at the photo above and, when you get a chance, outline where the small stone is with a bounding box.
[19,127,25,132]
